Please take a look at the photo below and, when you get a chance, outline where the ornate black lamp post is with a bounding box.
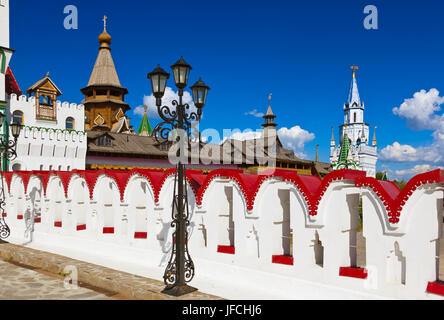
[148,57,210,296]
[0,112,22,239]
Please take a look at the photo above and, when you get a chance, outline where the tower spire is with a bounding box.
[330,126,336,146]
[316,144,319,162]
[372,126,378,146]
[138,105,152,136]
[262,93,277,128]
[347,65,361,107]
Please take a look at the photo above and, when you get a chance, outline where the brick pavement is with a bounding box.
[0,241,223,300]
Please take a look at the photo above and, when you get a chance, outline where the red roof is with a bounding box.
[5,67,22,96]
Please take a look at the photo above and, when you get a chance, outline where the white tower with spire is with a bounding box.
[330,66,378,177]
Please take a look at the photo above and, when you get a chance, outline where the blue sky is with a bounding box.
[8,0,444,179]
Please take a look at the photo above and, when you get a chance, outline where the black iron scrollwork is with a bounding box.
[0,133,19,240]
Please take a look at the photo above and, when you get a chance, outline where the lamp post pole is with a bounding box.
[148,57,210,297]
[0,112,22,239]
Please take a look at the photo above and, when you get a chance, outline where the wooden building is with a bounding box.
[81,17,131,133]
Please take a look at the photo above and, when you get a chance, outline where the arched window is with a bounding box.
[66,117,75,130]
[12,110,24,125]
[12,163,21,171]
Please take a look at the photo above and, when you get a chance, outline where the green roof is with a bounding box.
[333,132,359,170]
[338,133,350,164]
[137,106,152,135]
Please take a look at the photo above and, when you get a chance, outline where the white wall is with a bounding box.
[3,169,444,300]
[6,94,86,171]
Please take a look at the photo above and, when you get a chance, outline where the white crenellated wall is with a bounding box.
[6,94,86,171]
[2,169,443,300]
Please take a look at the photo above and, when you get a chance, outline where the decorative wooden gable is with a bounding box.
[27,73,62,121]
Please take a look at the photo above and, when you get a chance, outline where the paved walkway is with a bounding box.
[0,241,222,300]
[0,260,122,300]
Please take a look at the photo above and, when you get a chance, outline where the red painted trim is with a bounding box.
[54,221,62,228]
[17,215,23,220]
[76,224,86,231]
[196,168,366,214]
[356,169,443,223]
[339,267,368,279]
[34,218,41,223]
[272,255,294,266]
[103,227,114,234]
[134,232,147,239]
[2,212,6,217]
[427,281,444,296]
[217,245,235,254]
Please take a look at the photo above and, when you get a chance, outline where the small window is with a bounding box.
[49,165,53,171]
[354,113,357,123]
[12,163,21,171]
[66,117,75,130]
[97,135,111,146]
[12,110,24,125]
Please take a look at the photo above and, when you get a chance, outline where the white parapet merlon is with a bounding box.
[2,168,444,299]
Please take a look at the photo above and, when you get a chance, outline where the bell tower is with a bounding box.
[81,16,131,133]
[262,93,278,137]
[330,66,378,177]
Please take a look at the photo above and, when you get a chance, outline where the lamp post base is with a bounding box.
[161,284,198,297]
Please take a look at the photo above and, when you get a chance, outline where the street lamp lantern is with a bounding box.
[10,122,22,140]
[147,65,170,101]
[190,78,210,111]
[170,56,192,89]
[150,57,209,297]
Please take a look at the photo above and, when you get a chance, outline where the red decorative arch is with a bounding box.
[3,172,14,193]
[196,168,365,214]
[53,172,75,197]
[71,170,105,199]
[15,171,32,194]
[282,169,366,216]
[356,169,444,223]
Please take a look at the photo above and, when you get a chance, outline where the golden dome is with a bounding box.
[99,29,111,47]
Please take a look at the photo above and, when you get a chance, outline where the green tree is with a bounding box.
[393,179,407,190]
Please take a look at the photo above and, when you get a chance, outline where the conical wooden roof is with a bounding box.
[87,45,122,88]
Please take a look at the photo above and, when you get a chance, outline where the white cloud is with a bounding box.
[219,129,263,144]
[381,88,444,166]
[380,142,419,162]
[394,164,444,180]
[220,125,315,159]
[278,126,315,158]
[392,88,444,131]
[133,87,198,120]
[244,109,264,118]
[380,141,442,163]
[226,130,263,141]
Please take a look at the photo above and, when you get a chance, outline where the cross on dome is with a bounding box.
[103,15,108,31]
